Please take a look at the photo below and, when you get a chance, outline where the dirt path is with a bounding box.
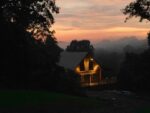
[86,90,150,113]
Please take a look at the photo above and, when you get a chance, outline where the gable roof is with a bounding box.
[58,51,88,70]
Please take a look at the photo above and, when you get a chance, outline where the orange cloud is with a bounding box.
[53,0,150,45]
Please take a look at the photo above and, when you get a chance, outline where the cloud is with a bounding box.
[53,0,150,43]
[56,27,75,31]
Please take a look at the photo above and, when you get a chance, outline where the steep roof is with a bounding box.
[58,51,88,70]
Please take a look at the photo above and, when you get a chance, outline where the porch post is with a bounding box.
[90,74,92,86]
[99,69,102,83]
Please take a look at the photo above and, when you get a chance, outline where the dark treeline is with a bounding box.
[95,37,147,79]
[95,34,150,92]
[95,49,123,79]
[0,0,81,95]
[118,0,150,92]
[66,40,94,55]
[118,33,150,92]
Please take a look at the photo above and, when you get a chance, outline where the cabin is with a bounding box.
[58,51,102,86]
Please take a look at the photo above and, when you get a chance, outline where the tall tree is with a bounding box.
[1,0,59,40]
[118,0,150,91]
[148,32,150,47]
[0,0,62,89]
[123,0,150,22]
[66,40,94,55]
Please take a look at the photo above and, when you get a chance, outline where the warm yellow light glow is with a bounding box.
[90,58,94,61]
[75,67,80,73]
[75,58,99,75]
[84,58,89,71]
[93,65,99,71]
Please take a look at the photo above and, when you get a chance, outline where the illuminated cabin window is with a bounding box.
[80,61,85,71]
[89,59,94,70]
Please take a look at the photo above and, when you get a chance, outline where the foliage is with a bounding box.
[0,0,81,93]
[118,34,150,92]
[147,32,150,47]
[119,0,150,92]
[96,50,123,78]
[1,0,59,40]
[0,0,61,72]
[66,40,94,55]
[123,0,150,22]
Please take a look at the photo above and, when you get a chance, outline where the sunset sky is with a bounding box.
[53,0,149,45]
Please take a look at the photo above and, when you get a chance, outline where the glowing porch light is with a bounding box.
[90,58,94,61]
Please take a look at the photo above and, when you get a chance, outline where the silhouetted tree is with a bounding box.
[118,33,150,92]
[0,0,83,94]
[0,0,60,64]
[123,0,150,22]
[66,40,94,55]
[1,0,59,33]
[118,53,139,90]
[118,2,150,91]
[0,0,63,89]
[147,32,150,48]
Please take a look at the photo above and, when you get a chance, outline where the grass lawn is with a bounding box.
[135,107,150,113]
[0,90,150,113]
[0,90,101,107]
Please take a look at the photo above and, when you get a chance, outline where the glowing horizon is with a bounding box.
[53,0,150,44]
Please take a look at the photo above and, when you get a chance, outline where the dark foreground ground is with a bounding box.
[0,90,150,113]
